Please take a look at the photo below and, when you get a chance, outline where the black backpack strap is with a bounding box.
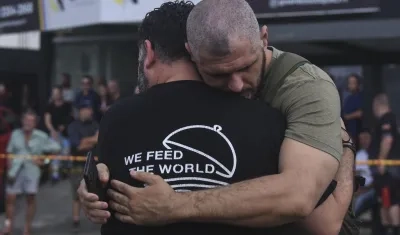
[261,52,309,102]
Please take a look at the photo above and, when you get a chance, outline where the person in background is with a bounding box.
[343,74,363,147]
[353,130,386,235]
[97,83,110,119]
[107,80,121,105]
[49,132,70,184]
[96,77,107,88]
[44,86,73,183]
[20,84,36,114]
[44,86,73,139]
[0,87,17,214]
[3,110,61,235]
[61,73,75,104]
[67,103,99,231]
[354,130,376,216]
[74,75,101,121]
[0,84,11,108]
[370,93,400,235]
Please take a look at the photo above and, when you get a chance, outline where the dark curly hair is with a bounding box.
[138,1,194,62]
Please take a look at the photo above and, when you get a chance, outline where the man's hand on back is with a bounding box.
[108,171,177,225]
[108,141,339,228]
[77,163,111,224]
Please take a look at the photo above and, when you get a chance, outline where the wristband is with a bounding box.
[341,127,356,160]
[341,127,364,192]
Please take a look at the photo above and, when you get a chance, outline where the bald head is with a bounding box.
[187,0,260,59]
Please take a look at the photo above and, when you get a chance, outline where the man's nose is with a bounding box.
[228,76,244,93]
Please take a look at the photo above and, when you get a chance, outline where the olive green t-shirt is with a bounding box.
[263,47,342,161]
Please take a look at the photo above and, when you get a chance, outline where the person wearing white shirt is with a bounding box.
[354,130,376,216]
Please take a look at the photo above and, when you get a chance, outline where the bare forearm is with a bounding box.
[345,110,362,120]
[301,147,355,234]
[86,134,99,145]
[78,142,95,151]
[378,138,392,160]
[333,147,354,204]
[173,173,312,227]
[44,114,55,132]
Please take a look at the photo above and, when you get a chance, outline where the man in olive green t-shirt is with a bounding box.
[77,0,356,234]
[178,0,354,234]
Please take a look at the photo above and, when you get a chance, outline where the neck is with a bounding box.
[154,60,201,85]
[54,99,63,105]
[263,48,273,77]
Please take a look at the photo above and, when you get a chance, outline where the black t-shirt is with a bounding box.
[369,112,400,160]
[45,102,72,136]
[369,112,400,179]
[99,81,288,235]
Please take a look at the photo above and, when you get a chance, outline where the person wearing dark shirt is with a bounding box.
[67,103,99,231]
[78,2,335,235]
[343,74,363,147]
[45,86,73,138]
[107,80,121,106]
[97,83,110,120]
[369,93,400,235]
[74,75,101,121]
[45,86,73,182]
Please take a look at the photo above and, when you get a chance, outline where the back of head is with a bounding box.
[186,0,260,59]
[138,1,194,62]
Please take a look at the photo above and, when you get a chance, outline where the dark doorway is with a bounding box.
[0,71,39,116]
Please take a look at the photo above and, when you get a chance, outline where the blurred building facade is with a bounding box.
[0,0,400,127]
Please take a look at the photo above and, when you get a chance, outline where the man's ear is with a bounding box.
[144,40,155,69]
[185,42,191,54]
[185,42,195,61]
[260,25,268,48]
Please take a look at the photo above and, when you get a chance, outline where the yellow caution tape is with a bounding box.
[0,154,398,166]
[356,160,400,166]
[0,154,96,162]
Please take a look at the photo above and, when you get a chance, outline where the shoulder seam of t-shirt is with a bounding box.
[285,131,341,161]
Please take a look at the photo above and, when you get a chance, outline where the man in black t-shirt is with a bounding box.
[44,86,73,138]
[78,2,334,235]
[44,86,73,182]
[369,93,400,235]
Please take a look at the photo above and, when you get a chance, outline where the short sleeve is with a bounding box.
[380,115,396,137]
[281,79,342,161]
[44,104,53,114]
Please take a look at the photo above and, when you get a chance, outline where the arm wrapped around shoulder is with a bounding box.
[277,79,342,217]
